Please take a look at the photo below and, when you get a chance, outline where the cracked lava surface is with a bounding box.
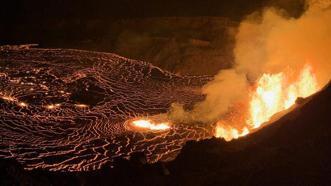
[0,47,214,171]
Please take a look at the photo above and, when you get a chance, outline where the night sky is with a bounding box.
[2,0,268,20]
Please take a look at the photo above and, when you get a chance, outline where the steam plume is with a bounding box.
[170,0,331,125]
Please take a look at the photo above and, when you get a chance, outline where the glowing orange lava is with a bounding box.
[18,102,28,107]
[215,124,249,141]
[45,104,61,110]
[129,119,171,132]
[75,104,88,108]
[215,64,319,141]
[1,95,17,102]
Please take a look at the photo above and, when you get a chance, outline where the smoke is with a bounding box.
[169,0,331,124]
[170,70,248,123]
[236,0,331,85]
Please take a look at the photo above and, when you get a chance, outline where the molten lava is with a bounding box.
[216,64,319,141]
[248,64,318,128]
[129,118,171,132]
[215,124,249,141]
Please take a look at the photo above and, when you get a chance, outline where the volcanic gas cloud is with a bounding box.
[169,0,331,141]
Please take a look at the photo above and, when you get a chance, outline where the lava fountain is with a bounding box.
[215,64,319,141]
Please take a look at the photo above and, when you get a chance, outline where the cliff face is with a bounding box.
[110,17,237,75]
[2,17,238,76]
[1,0,306,76]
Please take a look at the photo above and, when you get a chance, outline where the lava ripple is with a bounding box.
[0,46,214,171]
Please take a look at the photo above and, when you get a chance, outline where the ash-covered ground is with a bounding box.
[0,47,214,171]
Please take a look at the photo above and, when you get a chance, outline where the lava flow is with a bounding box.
[215,64,319,141]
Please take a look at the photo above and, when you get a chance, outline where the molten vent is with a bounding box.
[125,115,171,132]
[215,64,319,141]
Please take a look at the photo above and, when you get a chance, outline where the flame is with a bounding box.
[130,119,171,131]
[215,64,319,140]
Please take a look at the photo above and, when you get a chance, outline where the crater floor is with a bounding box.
[0,47,213,171]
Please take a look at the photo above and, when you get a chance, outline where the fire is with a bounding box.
[131,119,171,131]
[216,64,319,141]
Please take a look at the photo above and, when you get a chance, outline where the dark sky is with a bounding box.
[1,0,271,22]
[0,0,305,48]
